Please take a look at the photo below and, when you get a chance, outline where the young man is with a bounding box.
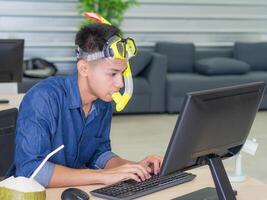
[10,23,162,187]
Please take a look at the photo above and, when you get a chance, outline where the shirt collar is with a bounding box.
[65,73,107,111]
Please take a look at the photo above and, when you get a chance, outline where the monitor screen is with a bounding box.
[161,82,265,175]
[0,39,24,82]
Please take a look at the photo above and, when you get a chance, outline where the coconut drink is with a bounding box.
[0,145,64,200]
[0,176,45,200]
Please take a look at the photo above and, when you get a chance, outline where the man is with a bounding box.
[10,23,162,187]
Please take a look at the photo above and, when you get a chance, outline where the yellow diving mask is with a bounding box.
[78,12,137,112]
[76,35,137,62]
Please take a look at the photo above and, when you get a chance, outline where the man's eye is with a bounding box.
[111,73,117,76]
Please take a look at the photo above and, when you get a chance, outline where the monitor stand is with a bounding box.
[206,156,236,200]
[173,156,236,200]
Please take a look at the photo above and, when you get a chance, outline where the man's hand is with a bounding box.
[100,163,152,185]
[100,155,163,185]
[138,155,163,175]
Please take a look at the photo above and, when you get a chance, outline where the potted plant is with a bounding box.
[78,0,138,27]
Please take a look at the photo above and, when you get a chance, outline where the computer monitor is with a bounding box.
[0,39,24,95]
[161,82,265,199]
[0,39,24,83]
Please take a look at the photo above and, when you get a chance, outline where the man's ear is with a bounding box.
[77,60,90,77]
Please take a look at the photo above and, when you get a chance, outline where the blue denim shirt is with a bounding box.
[11,73,117,186]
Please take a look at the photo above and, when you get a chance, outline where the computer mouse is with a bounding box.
[61,188,90,200]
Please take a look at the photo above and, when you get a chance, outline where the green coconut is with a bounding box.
[0,176,46,200]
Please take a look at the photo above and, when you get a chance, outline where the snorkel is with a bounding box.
[82,12,135,112]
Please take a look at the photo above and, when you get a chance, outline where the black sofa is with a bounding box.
[18,50,167,114]
[155,42,267,113]
[121,51,167,113]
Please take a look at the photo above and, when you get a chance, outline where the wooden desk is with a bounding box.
[0,94,24,111]
[46,167,267,200]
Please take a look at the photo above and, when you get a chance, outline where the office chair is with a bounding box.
[0,108,18,180]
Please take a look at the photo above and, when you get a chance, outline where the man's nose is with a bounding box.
[115,74,124,89]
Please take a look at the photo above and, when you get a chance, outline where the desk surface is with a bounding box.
[2,95,267,199]
[0,94,24,110]
[46,167,267,200]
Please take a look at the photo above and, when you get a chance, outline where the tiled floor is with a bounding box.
[110,111,267,184]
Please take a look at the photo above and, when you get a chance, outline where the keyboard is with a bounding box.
[90,171,196,200]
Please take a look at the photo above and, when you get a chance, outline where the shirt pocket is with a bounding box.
[78,136,104,164]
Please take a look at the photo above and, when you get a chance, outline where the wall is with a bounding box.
[0,0,267,73]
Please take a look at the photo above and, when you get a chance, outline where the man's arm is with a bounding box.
[48,164,102,187]
[48,162,152,187]
[105,156,136,168]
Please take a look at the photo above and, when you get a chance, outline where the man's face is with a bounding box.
[83,58,127,102]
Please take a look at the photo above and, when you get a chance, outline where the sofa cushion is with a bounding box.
[166,72,267,112]
[195,57,250,75]
[234,42,267,71]
[132,77,151,95]
[129,51,152,76]
[155,42,195,73]
[195,49,233,60]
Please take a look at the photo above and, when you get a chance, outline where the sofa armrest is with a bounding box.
[142,52,167,112]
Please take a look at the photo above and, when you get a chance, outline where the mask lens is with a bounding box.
[108,36,137,60]
[116,41,125,58]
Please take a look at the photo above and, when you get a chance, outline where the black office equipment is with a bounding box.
[91,82,265,200]
[61,188,90,200]
[172,187,238,200]
[0,39,24,83]
[172,187,219,200]
[0,99,9,104]
[91,171,195,200]
[0,108,18,180]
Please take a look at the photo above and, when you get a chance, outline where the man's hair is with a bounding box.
[75,23,122,53]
